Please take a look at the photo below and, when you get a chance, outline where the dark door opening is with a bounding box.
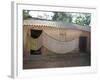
[31,29,42,39]
[30,29,42,55]
[30,48,41,55]
[79,37,87,52]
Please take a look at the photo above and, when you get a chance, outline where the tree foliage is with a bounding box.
[74,13,91,26]
[52,12,72,23]
[23,10,32,19]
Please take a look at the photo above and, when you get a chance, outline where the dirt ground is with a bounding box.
[23,52,91,69]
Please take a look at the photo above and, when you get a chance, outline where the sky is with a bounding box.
[29,11,54,20]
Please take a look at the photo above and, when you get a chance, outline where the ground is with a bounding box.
[23,52,91,69]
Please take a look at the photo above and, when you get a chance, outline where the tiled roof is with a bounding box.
[24,19,90,32]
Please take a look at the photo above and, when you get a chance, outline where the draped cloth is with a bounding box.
[29,31,79,54]
[42,32,79,54]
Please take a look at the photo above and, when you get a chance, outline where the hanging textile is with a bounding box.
[42,31,79,54]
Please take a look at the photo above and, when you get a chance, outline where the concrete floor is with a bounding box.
[23,52,91,69]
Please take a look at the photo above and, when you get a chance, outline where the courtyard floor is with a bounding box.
[23,52,91,69]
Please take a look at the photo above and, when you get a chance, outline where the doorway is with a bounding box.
[30,29,42,55]
[79,36,87,52]
[31,29,42,38]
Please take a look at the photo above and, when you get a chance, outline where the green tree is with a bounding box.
[74,13,91,26]
[83,14,91,26]
[23,10,32,19]
[52,12,72,23]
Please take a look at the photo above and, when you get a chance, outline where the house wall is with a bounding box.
[23,25,90,58]
[44,28,82,41]
[23,26,30,60]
